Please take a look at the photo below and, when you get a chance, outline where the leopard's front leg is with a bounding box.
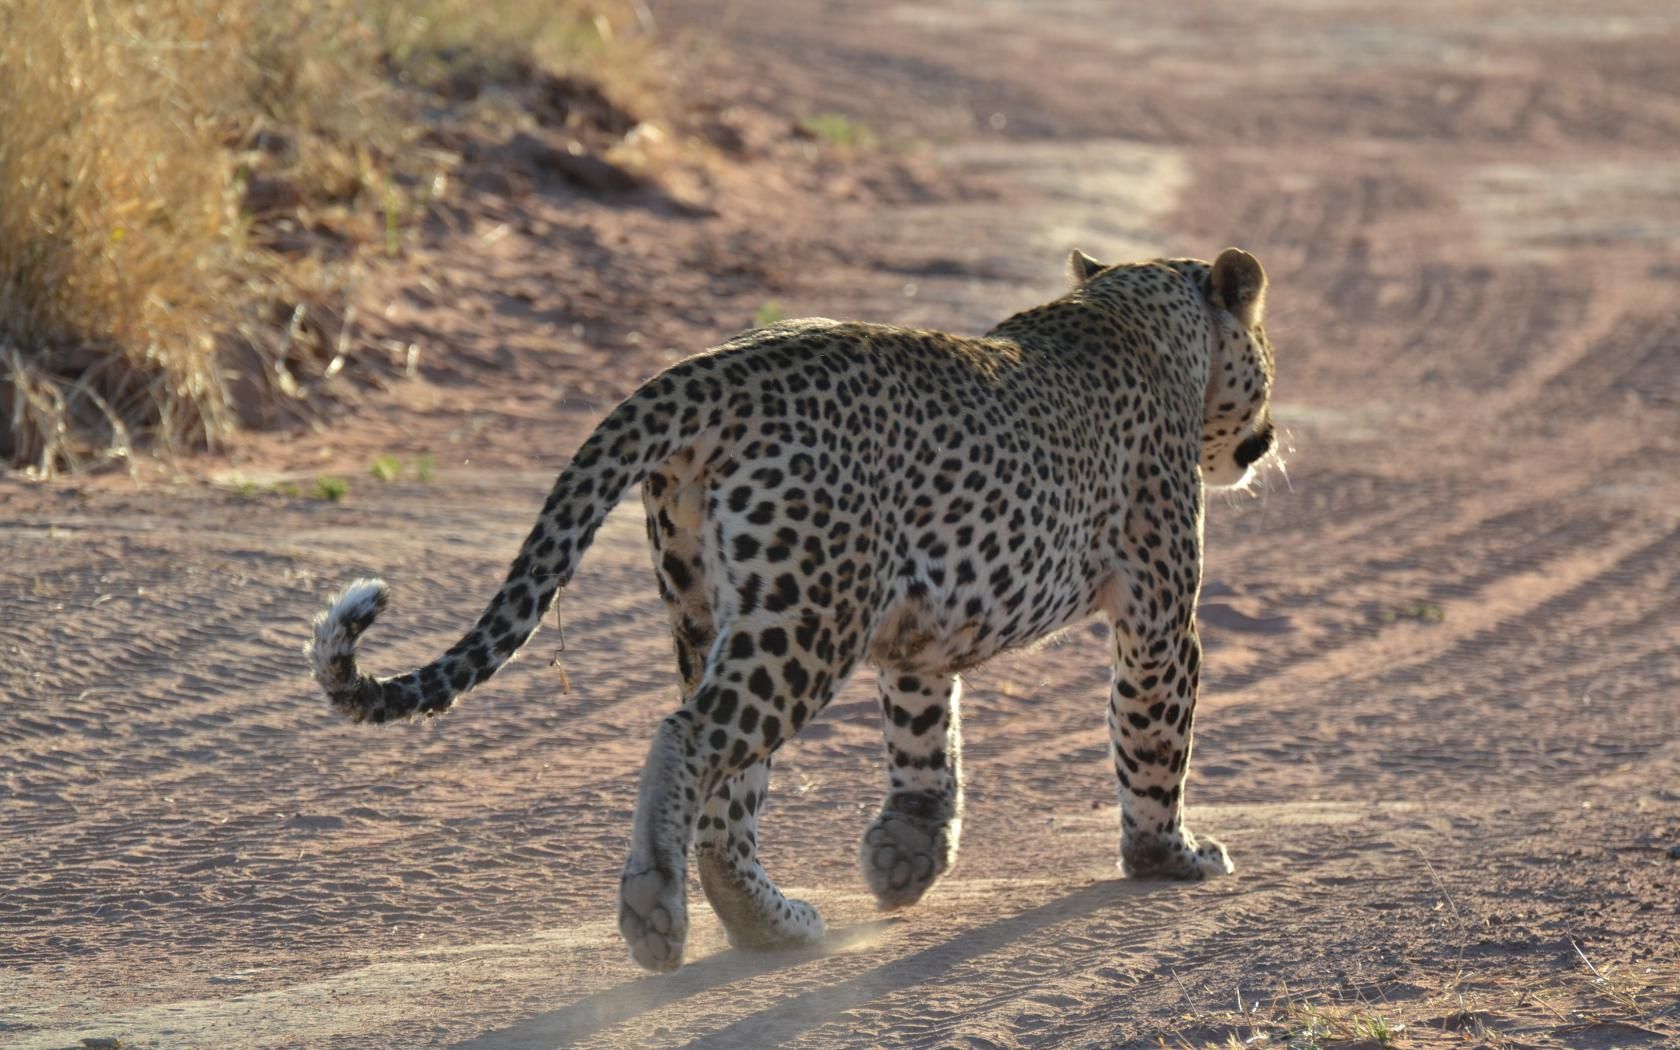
[1107,613,1232,880]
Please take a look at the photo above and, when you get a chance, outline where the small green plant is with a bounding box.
[1287,1007,1333,1049]
[1185,994,1410,1050]
[370,454,403,482]
[797,112,875,149]
[273,481,304,499]
[313,476,350,502]
[753,302,787,328]
[413,453,437,482]
[1381,600,1446,625]
[1353,1013,1398,1045]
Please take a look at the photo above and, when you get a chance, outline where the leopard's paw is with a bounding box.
[861,791,960,910]
[619,862,689,972]
[697,848,826,950]
[1121,828,1233,881]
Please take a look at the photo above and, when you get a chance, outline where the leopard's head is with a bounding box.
[1198,247,1275,489]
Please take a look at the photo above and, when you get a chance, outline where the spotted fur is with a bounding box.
[306,247,1277,972]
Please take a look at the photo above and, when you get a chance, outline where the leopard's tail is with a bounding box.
[306,361,727,724]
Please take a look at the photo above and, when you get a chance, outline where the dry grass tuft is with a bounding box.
[0,0,651,476]
[1158,961,1680,1050]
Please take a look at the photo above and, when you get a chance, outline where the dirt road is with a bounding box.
[4,1,1678,1046]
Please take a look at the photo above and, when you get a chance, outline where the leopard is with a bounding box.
[307,245,1277,973]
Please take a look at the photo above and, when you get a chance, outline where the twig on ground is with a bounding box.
[1169,967,1205,1025]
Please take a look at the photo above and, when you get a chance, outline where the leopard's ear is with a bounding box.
[1210,247,1266,327]
[1069,249,1106,285]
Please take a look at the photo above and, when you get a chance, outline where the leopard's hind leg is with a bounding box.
[694,757,823,949]
[862,669,964,909]
[634,469,824,961]
[621,476,870,971]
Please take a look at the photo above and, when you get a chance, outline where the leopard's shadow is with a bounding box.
[453,878,1169,1048]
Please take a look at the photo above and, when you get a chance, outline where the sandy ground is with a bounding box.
[5,1,1680,1047]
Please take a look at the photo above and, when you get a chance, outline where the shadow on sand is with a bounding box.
[455,877,1165,1048]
